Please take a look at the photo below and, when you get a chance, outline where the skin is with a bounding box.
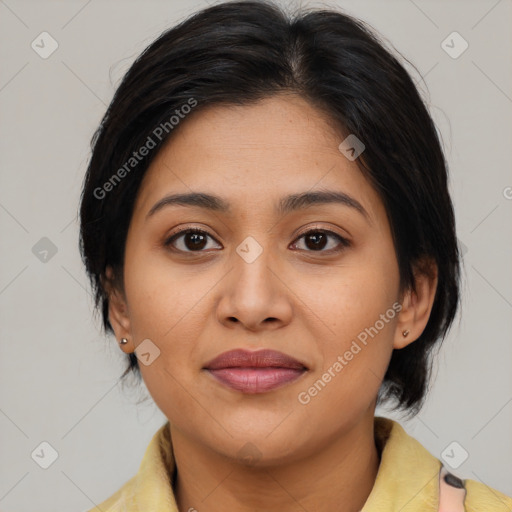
[107,93,438,512]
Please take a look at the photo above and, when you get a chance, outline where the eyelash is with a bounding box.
[163,226,350,255]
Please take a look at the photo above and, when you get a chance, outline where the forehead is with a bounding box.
[133,94,383,223]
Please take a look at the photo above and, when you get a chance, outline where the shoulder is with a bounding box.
[372,417,512,511]
[464,477,512,510]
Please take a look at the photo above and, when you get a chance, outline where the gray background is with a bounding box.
[0,0,511,510]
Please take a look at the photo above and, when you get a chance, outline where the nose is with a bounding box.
[215,242,293,333]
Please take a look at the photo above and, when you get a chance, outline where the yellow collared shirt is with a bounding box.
[88,417,512,511]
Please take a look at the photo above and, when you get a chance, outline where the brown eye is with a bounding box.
[291,229,350,253]
[164,228,221,252]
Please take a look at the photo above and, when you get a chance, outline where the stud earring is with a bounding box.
[402,330,410,337]
[120,338,129,345]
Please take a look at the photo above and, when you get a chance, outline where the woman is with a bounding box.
[79,1,512,510]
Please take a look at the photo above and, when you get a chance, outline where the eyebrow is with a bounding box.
[146,190,371,223]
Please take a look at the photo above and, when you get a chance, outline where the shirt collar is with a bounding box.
[361,417,441,511]
[125,416,441,512]
[132,420,179,511]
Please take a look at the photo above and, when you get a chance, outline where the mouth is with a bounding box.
[203,349,308,394]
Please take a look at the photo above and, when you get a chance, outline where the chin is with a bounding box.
[208,426,310,467]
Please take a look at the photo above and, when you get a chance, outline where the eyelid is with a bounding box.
[294,223,349,241]
[165,222,219,239]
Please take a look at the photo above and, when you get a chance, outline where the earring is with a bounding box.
[402,330,410,337]
[120,338,129,345]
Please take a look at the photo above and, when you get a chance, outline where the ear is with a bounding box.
[104,265,133,352]
[394,258,438,349]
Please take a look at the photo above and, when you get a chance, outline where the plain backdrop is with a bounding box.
[0,0,511,510]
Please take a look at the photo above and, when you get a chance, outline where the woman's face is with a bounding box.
[111,94,416,464]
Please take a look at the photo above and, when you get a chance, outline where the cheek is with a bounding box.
[121,247,204,398]
[296,298,397,426]
[123,249,209,420]
[123,241,211,339]
[297,243,399,341]
[298,247,399,403]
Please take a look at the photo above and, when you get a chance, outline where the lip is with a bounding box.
[203,349,308,394]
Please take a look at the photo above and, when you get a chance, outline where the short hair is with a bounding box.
[79,0,461,415]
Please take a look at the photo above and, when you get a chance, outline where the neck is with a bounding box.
[171,413,380,512]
